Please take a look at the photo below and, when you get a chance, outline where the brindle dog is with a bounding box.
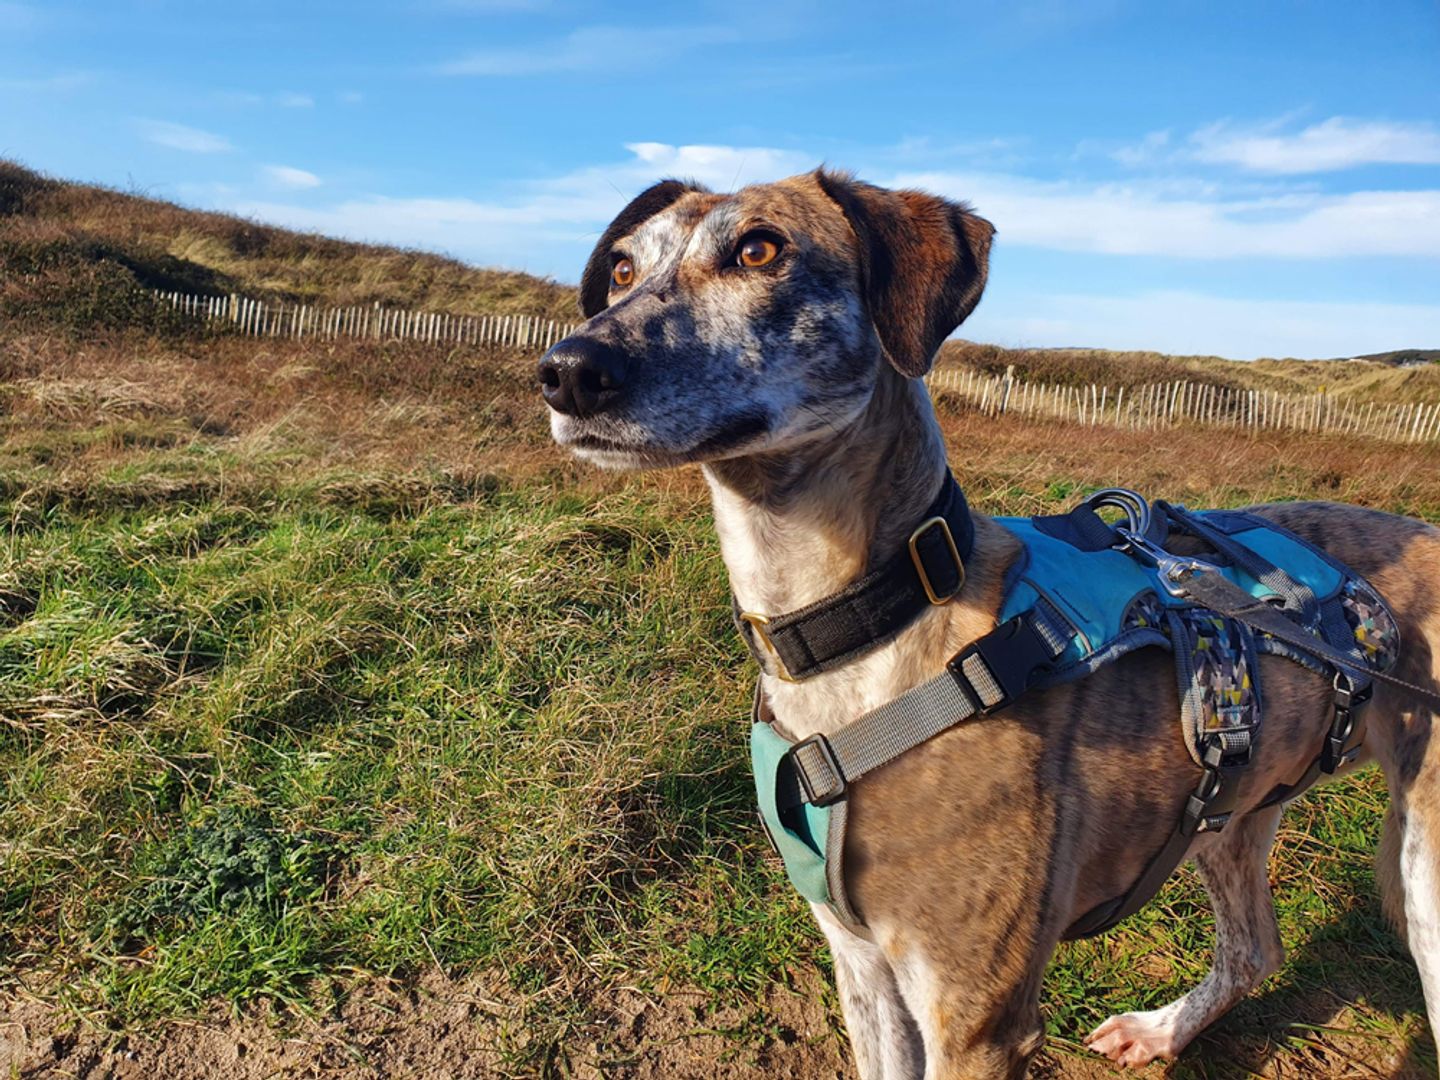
[538,170,1440,1078]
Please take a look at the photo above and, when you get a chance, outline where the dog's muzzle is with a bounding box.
[537,337,630,418]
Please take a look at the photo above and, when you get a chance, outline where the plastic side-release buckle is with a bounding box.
[1183,730,1253,836]
[1323,672,1372,773]
[947,612,1057,714]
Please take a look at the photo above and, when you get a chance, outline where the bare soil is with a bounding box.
[2,969,1431,1080]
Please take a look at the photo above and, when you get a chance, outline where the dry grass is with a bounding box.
[0,160,577,327]
[940,340,1440,404]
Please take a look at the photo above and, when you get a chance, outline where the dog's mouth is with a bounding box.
[554,412,772,469]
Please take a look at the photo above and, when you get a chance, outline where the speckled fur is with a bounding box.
[542,171,1440,1078]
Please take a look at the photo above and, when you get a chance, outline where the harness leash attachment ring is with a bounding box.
[909,516,966,605]
[790,734,847,806]
[1085,487,1153,539]
[740,611,797,683]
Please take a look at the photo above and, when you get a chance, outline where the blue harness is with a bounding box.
[750,488,1401,934]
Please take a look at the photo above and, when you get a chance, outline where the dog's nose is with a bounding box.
[537,337,630,417]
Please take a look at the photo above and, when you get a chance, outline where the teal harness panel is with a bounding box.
[751,500,1400,920]
[751,721,833,904]
[994,514,1346,681]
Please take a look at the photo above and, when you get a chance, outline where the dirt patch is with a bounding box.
[0,970,851,1080]
[3,970,1431,1080]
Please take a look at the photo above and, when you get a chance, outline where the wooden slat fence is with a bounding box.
[154,290,1437,444]
[924,365,1440,444]
[154,289,580,352]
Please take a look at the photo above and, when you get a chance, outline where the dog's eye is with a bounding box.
[737,236,781,268]
[612,258,634,288]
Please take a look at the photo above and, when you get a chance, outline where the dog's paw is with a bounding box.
[1084,1011,1179,1068]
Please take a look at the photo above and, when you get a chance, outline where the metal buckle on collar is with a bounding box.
[740,611,797,683]
[909,516,966,605]
[790,733,846,806]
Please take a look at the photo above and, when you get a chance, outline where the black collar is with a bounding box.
[733,469,973,681]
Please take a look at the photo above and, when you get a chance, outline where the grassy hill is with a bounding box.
[3,159,1435,404]
[0,160,577,336]
[940,340,1440,404]
[2,160,1439,1078]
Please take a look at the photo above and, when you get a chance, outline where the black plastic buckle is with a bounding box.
[947,612,1056,714]
[790,734,847,807]
[1323,677,1373,773]
[1184,732,1253,835]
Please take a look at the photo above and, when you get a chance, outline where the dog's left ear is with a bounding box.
[816,169,994,377]
[579,178,709,318]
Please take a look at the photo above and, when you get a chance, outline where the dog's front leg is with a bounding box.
[814,905,926,1079]
[1086,804,1286,1067]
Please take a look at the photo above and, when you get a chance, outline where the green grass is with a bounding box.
[2,302,1437,1073]
[3,448,1433,1072]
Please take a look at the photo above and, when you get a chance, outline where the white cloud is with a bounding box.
[137,119,234,154]
[261,164,322,190]
[274,91,314,108]
[966,290,1440,361]
[438,24,741,75]
[0,1,40,30]
[210,139,1440,359]
[1109,129,1169,167]
[1113,116,1440,175]
[891,170,1440,258]
[338,90,364,105]
[0,70,94,93]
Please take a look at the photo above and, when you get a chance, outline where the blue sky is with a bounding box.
[2,0,1438,359]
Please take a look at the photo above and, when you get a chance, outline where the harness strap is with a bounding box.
[734,470,974,682]
[1173,568,1440,711]
[776,601,1074,814]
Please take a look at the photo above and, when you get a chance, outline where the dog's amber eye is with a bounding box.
[737,237,780,268]
[612,258,634,288]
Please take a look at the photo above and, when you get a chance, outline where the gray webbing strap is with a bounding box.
[786,600,1074,809]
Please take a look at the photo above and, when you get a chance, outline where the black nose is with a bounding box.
[537,338,630,417]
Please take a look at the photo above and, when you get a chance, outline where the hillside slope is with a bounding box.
[1,159,1434,404]
[0,160,577,331]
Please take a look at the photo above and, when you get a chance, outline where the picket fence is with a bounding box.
[154,290,1438,444]
[925,365,1440,444]
[154,289,580,352]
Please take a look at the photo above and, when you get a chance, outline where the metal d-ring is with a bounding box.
[1084,487,1153,539]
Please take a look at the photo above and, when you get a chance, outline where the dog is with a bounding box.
[537,169,1440,1078]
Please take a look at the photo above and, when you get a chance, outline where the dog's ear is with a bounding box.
[579,178,709,318]
[816,169,994,377]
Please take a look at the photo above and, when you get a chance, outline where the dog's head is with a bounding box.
[539,170,993,469]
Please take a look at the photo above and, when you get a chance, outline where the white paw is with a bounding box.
[1084,1011,1180,1068]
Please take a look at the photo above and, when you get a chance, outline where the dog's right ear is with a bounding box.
[815,169,994,378]
[579,179,708,318]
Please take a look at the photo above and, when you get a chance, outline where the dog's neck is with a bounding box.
[702,369,961,735]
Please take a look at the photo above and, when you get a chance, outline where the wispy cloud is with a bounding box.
[1112,116,1440,174]
[217,90,316,108]
[899,170,1440,258]
[261,164,321,189]
[1190,116,1440,173]
[0,70,95,93]
[337,90,364,105]
[969,290,1440,361]
[223,140,1440,273]
[226,142,813,270]
[438,24,741,76]
[0,1,41,31]
[137,119,234,154]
